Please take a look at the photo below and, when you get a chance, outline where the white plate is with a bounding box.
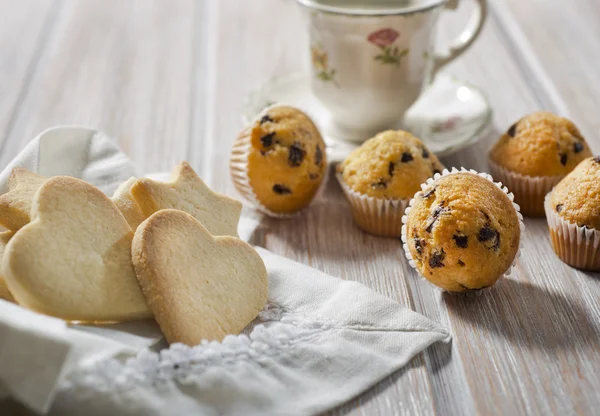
[243,73,492,161]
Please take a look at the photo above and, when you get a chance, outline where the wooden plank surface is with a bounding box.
[0,0,197,173]
[0,0,599,415]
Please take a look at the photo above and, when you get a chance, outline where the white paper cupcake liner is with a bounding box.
[544,194,600,271]
[229,104,329,219]
[335,173,409,238]
[401,168,525,297]
[488,158,563,217]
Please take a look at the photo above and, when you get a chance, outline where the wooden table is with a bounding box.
[1,1,599,415]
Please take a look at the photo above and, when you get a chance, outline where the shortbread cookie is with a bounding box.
[112,177,145,230]
[131,162,242,237]
[132,209,268,345]
[0,168,46,230]
[0,230,15,302]
[3,176,151,321]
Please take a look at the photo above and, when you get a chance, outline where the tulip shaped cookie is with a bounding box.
[132,209,268,345]
[112,177,146,230]
[0,168,46,230]
[3,177,152,321]
[0,230,15,302]
[130,162,242,237]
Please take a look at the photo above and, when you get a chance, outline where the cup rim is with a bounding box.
[295,0,446,16]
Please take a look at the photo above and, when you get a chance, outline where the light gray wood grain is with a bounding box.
[500,0,600,145]
[0,0,598,415]
[0,0,198,173]
[0,0,58,152]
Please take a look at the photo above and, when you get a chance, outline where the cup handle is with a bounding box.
[432,0,488,76]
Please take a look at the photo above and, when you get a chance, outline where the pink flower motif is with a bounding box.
[442,116,461,130]
[368,28,400,48]
[432,116,462,133]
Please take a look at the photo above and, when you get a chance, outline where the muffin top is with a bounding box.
[337,130,444,200]
[244,106,327,214]
[548,156,600,230]
[405,172,521,293]
[489,112,592,176]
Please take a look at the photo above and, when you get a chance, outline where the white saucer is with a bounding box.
[242,73,492,161]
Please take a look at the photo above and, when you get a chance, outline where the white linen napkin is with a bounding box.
[0,126,450,415]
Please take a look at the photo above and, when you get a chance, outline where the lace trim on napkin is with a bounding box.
[59,304,331,395]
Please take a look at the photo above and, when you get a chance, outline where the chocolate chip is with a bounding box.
[425,203,449,233]
[556,204,563,213]
[288,142,306,167]
[507,123,517,137]
[453,234,468,248]
[260,114,273,124]
[594,156,600,164]
[315,146,323,166]
[429,250,446,268]
[573,142,584,153]
[421,147,430,159]
[422,187,436,198]
[457,260,466,267]
[481,211,491,222]
[478,225,500,251]
[272,184,291,194]
[260,132,275,148]
[388,162,395,176]
[560,153,568,166]
[401,152,413,163]
[422,187,436,199]
[371,179,387,189]
[478,226,496,242]
[414,237,426,255]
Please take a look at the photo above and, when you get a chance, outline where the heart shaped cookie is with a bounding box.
[0,168,46,230]
[0,230,15,302]
[130,162,242,237]
[132,209,268,345]
[112,177,146,230]
[3,176,152,321]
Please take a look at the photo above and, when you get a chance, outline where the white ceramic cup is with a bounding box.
[296,0,487,142]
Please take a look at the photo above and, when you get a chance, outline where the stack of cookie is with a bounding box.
[0,162,268,346]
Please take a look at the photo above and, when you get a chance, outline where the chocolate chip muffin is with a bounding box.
[337,130,444,237]
[403,171,521,293]
[545,156,600,270]
[338,130,444,200]
[488,112,592,216]
[230,106,327,215]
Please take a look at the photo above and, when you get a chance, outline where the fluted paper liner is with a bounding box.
[544,194,600,271]
[229,104,328,219]
[336,174,409,238]
[488,158,563,217]
[401,168,525,296]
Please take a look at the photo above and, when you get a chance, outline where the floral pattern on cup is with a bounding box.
[368,28,409,67]
[311,45,339,87]
[431,116,462,133]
